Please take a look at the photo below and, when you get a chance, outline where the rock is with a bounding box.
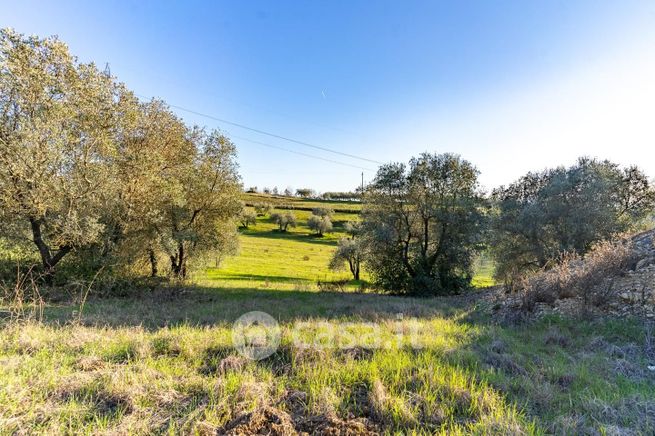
[636,257,654,270]
[620,292,632,302]
[648,365,655,371]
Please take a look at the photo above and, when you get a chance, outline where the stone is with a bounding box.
[636,257,654,270]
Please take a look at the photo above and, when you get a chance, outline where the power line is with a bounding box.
[135,93,383,165]
[229,134,375,172]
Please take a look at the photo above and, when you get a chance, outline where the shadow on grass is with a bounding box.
[207,272,315,283]
[240,229,340,246]
[37,284,471,329]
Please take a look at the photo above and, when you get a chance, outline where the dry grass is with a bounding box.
[518,239,638,312]
[1,286,654,434]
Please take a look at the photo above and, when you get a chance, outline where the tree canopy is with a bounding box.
[0,29,242,282]
[361,153,486,295]
[491,157,655,283]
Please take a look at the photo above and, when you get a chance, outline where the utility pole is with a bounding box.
[361,172,364,192]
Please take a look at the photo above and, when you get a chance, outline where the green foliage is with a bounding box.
[253,202,273,216]
[239,210,257,228]
[311,206,334,217]
[362,153,487,295]
[307,214,332,236]
[329,238,363,280]
[321,191,362,201]
[270,212,297,232]
[0,29,242,283]
[491,157,655,283]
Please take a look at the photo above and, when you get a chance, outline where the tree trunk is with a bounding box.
[148,248,158,277]
[29,217,71,285]
[349,258,360,281]
[170,243,187,279]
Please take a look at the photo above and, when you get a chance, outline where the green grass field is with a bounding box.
[213,194,494,291]
[2,195,652,434]
[2,288,653,434]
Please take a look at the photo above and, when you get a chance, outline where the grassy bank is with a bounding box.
[2,289,653,434]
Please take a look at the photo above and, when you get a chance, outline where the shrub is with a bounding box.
[254,202,273,216]
[311,207,334,217]
[519,239,638,311]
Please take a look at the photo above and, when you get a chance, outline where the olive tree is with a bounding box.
[361,153,486,295]
[343,221,362,239]
[311,207,334,217]
[491,157,655,283]
[329,238,363,280]
[271,212,297,232]
[0,29,244,283]
[0,29,122,283]
[296,188,314,198]
[254,202,273,216]
[239,209,257,229]
[157,129,242,279]
[308,214,332,236]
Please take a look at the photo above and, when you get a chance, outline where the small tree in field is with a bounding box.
[254,202,273,216]
[329,238,363,280]
[343,221,362,239]
[308,214,332,236]
[307,215,332,236]
[271,212,297,232]
[284,187,293,197]
[312,207,334,217]
[239,210,257,229]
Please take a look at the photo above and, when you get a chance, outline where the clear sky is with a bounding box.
[3,1,655,193]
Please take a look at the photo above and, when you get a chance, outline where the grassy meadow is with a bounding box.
[1,195,653,434]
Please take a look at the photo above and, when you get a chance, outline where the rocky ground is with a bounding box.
[489,229,655,320]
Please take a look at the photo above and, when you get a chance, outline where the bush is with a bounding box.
[254,203,273,216]
[518,239,638,311]
[311,207,334,217]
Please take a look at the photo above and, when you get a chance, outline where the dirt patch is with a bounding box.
[220,406,297,435]
[282,389,308,416]
[295,412,380,435]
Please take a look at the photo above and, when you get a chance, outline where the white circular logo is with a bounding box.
[232,311,281,360]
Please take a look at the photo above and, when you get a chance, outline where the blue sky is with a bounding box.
[3,1,655,192]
